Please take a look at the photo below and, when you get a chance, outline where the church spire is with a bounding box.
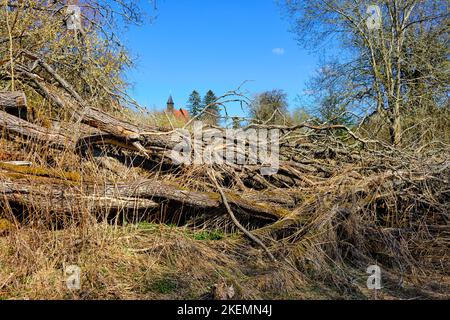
[167,95,174,112]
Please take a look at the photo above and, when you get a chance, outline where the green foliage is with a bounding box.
[318,94,352,125]
[136,221,180,232]
[192,230,224,241]
[187,90,202,118]
[0,1,155,118]
[291,107,313,125]
[136,221,159,232]
[203,90,218,108]
[250,90,289,125]
[149,277,178,294]
[202,90,220,126]
[232,116,242,129]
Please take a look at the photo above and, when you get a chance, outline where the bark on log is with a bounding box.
[0,106,173,163]
[0,174,284,222]
[0,92,27,109]
[0,91,27,119]
[0,109,74,149]
[26,80,175,153]
[20,78,144,142]
[17,54,153,151]
[0,180,158,215]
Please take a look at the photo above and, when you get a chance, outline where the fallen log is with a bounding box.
[17,80,176,154]
[0,109,74,149]
[0,91,27,119]
[0,109,153,155]
[0,180,158,217]
[0,91,27,109]
[0,172,285,224]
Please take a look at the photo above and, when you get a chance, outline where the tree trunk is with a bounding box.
[0,109,73,149]
[0,91,27,109]
[0,175,284,223]
[0,91,28,119]
[390,101,402,146]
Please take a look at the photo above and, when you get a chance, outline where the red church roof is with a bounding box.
[173,108,190,122]
[167,95,190,123]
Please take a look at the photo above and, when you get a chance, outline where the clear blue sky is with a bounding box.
[123,0,319,117]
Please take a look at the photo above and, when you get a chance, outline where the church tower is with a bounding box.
[167,95,174,112]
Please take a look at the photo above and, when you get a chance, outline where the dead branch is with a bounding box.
[208,171,277,262]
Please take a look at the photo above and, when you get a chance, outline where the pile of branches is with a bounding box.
[0,51,449,296]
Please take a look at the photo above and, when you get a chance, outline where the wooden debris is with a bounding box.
[0,161,32,166]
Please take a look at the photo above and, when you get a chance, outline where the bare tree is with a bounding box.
[282,0,449,146]
[304,61,356,125]
[250,89,289,125]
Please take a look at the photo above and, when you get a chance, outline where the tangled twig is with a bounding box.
[208,170,277,262]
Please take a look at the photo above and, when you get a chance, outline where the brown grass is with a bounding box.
[0,112,448,300]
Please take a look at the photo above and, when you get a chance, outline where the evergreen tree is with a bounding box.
[187,90,202,118]
[202,90,220,126]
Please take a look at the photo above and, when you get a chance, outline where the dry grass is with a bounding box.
[0,222,306,300]
[1,0,447,301]
[0,129,449,300]
[1,220,447,300]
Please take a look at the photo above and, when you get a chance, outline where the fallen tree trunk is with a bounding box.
[0,172,285,224]
[0,182,159,215]
[0,92,27,109]
[0,106,155,155]
[0,91,28,119]
[16,53,156,154]
[0,109,73,149]
[14,77,146,142]
[112,180,285,221]
[0,108,176,158]
[11,81,177,155]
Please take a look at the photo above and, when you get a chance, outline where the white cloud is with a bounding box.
[272,48,285,56]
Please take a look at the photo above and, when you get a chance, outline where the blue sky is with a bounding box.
[123,0,319,117]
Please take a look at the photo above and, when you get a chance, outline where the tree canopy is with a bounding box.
[202,90,219,126]
[187,90,202,117]
[250,90,289,125]
[282,0,449,145]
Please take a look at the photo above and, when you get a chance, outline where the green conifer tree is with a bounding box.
[202,90,220,126]
[187,90,202,118]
